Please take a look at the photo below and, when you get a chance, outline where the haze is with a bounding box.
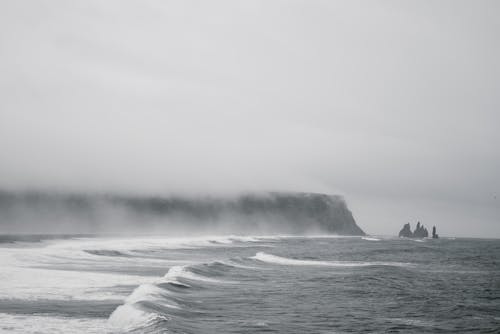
[0,0,499,237]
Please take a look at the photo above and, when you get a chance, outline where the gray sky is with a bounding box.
[1,0,499,237]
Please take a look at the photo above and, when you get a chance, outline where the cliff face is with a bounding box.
[0,191,365,235]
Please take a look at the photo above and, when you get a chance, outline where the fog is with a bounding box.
[0,1,499,237]
[0,192,364,235]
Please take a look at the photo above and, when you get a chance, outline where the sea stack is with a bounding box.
[432,226,439,239]
[398,223,413,238]
[413,222,429,238]
[398,222,432,238]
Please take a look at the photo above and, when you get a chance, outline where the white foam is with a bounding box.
[252,252,334,266]
[0,241,174,302]
[163,265,234,284]
[108,303,166,332]
[228,236,260,242]
[125,283,179,309]
[0,233,260,303]
[107,277,187,331]
[0,247,159,301]
[108,260,242,328]
[0,313,108,334]
[252,252,410,267]
[108,263,237,330]
[0,235,261,334]
[43,235,266,256]
[45,236,219,252]
[107,281,180,330]
[362,237,381,241]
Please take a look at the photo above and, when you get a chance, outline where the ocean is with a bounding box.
[0,235,499,333]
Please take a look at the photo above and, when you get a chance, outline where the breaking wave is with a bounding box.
[163,265,236,284]
[108,260,241,332]
[251,252,410,267]
[108,244,412,332]
[108,303,168,332]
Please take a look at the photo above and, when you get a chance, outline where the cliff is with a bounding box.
[0,191,365,235]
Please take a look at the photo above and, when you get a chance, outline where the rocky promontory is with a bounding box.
[0,191,365,235]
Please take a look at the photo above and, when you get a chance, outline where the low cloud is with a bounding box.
[0,0,499,236]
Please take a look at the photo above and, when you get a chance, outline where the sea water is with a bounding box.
[0,235,499,333]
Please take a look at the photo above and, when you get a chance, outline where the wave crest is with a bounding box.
[108,303,167,332]
[361,237,381,241]
[108,260,240,331]
[251,252,410,267]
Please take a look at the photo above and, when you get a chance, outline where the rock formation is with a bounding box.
[398,222,431,238]
[398,223,413,238]
[413,222,429,238]
[432,226,439,239]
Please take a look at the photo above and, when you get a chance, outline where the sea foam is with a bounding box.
[108,303,167,332]
[108,262,237,330]
[251,252,409,267]
[163,265,232,284]
[362,237,381,241]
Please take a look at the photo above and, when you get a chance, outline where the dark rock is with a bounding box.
[413,221,429,238]
[432,226,439,239]
[399,221,432,238]
[399,223,413,238]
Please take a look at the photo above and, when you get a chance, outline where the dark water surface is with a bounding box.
[0,235,499,333]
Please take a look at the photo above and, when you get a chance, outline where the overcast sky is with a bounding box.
[0,0,499,237]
